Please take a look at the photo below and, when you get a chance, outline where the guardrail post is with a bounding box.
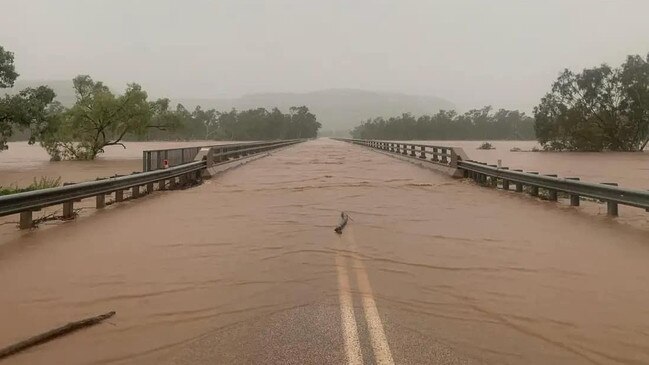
[501,167,510,190]
[441,148,449,163]
[115,190,124,202]
[565,177,581,206]
[63,201,74,219]
[131,186,140,198]
[450,150,459,168]
[147,182,154,193]
[513,169,524,192]
[602,183,619,216]
[545,174,558,201]
[19,211,33,229]
[528,172,539,196]
[419,146,426,159]
[96,194,106,209]
[486,165,498,186]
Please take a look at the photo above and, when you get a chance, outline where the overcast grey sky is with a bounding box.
[1,0,648,111]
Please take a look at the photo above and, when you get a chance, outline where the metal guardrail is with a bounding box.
[458,160,649,215]
[143,141,292,171]
[338,138,649,217]
[335,138,460,167]
[1,140,302,229]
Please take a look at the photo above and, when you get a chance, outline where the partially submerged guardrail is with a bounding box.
[337,138,649,217]
[142,141,282,171]
[335,138,468,177]
[1,140,302,229]
[457,160,649,216]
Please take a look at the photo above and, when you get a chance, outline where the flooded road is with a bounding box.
[1,139,649,364]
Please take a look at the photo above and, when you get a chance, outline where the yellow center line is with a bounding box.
[335,242,364,365]
[346,226,396,365]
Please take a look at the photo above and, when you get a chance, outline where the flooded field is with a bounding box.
[0,141,227,187]
[1,139,649,364]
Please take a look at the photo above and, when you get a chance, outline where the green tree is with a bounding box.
[288,106,320,138]
[209,106,319,140]
[534,53,649,151]
[350,107,535,140]
[0,46,19,88]
[41,75,178,160]
[192,106,219,139]
[0,45,58,151]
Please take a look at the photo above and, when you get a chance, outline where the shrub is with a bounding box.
[477,142,495,150]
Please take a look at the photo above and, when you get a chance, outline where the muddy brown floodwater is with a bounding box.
[0,141,219,187]
[1,139,649,364]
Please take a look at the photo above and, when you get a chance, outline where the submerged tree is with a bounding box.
[534,53,649,151]
[41,75,181,160]
[0,45,58,151]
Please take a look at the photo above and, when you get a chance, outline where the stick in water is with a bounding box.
[0,311,116,360]
[335,212,349,234]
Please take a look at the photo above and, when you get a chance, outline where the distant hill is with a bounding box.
[175,90,454,135]
[4,81,454,135]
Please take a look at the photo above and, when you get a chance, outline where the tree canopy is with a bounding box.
[209,105,320,140]
[0,45,320,158]
[0,46,19,88]
[350,107,535,140]
[36,75,320,160]
[0,45,57,151]
[40,75,184,160]
[534,53,649,151]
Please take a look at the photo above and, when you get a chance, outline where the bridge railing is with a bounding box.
[143,141,266,171]
[458,160,649,216]
[1,140,302,229]
[338,138,649,217]
[336,138,464,168]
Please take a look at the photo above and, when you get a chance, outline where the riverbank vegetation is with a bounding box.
[0,176,61,196]
[350,107,535,140]
[0,46,58,151]
[1,45,321,160]
[534,53,649,151]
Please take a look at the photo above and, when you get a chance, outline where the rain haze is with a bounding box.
[3,2,649,365]
[2,0,649,111]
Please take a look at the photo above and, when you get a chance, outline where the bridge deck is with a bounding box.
[1,139,648,364]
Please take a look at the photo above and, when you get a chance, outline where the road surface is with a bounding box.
[1,139,648,364]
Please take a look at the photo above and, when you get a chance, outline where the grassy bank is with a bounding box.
[0,177,61,196]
